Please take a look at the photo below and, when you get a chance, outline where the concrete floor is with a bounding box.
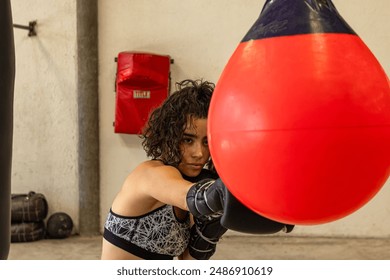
[7,234,390,260]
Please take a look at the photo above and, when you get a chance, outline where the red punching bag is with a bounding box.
[208,0,390,225]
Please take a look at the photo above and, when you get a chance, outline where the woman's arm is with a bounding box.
[180,248,195,260]
[140,161,193,210]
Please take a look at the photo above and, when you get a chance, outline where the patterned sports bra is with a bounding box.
[104,205,191,259]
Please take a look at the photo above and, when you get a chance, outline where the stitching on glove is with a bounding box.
[194,180,215,214]
[195,225,219,245]
[189,245,214,253]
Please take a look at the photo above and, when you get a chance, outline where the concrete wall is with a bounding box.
[11,0,80,230]
[11,0,99,235]
[10,0,390,238]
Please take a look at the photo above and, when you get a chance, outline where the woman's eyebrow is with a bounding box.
[183,132,197,138]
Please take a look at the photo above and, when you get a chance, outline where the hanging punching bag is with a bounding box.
[208,0,390,225]
[0,0,15,259]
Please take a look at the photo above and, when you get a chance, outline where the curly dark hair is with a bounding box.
[141,79,215,168]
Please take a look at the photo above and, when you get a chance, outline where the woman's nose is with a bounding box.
[191,142,204,158]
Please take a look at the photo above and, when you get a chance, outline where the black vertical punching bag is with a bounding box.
[0,0,15,259]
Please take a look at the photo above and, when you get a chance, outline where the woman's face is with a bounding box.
[178,117,210,177]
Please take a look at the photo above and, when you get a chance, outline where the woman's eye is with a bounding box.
[182,138,193,144]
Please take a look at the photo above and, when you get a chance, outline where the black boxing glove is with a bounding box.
[187,178,293,238]
[188,216,228,260]
[186,178,227,219]
[221,188,295,234]
[186,177,228,259]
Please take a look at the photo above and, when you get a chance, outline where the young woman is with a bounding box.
[101,79,227,260]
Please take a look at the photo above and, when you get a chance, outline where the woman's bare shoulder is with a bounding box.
[135,160,182,179]
[131,160,192,209]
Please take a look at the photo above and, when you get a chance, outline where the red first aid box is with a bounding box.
[114,52,171,134]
